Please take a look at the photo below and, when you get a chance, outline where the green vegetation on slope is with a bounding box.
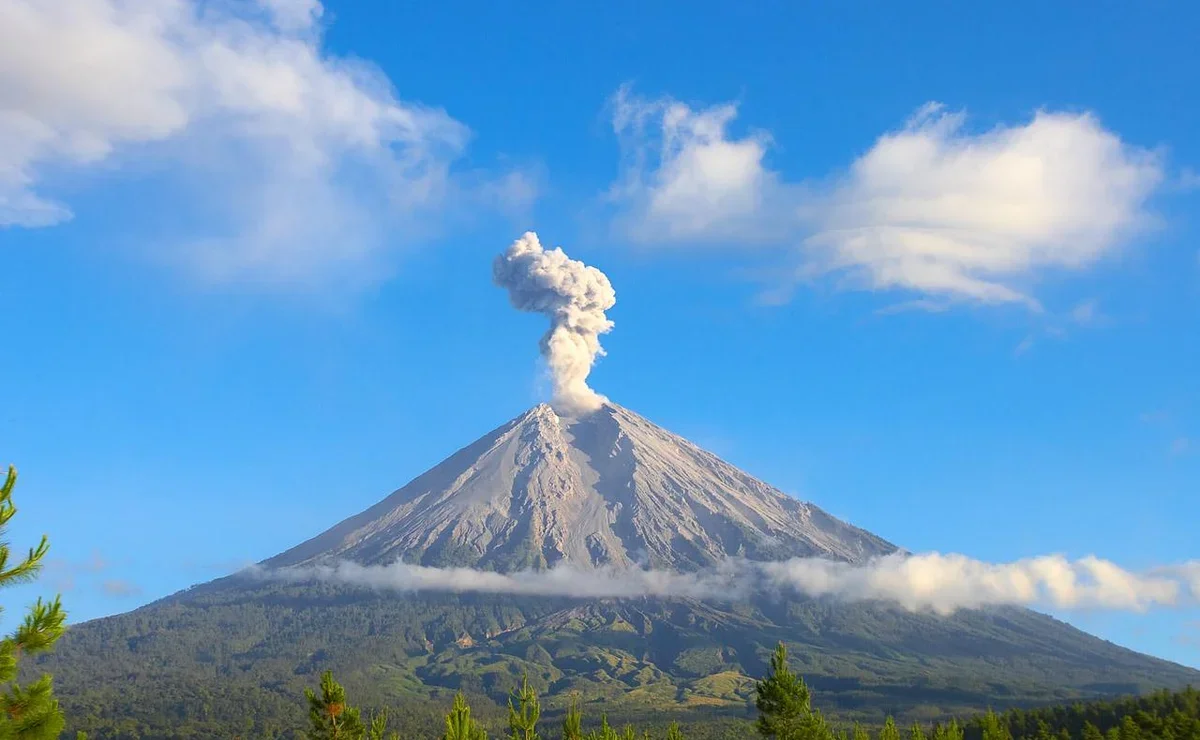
[34,577,1200,738]
[986,686,1200,739]
[297,647,1200,740]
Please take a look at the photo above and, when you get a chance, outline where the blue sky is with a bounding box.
[1,0,1198,668]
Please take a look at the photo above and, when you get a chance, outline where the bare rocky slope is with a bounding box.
[267,402,893,572]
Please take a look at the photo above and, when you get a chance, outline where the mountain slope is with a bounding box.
[35,403,1200,738]
[268,403,894,572]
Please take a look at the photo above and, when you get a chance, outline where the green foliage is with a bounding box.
[879,718,901,740]
[305,670,397,740]
[666,721,685,740]
[368,710,400,740]
[506,673,540,740]
[444,693,486,740]
[0,465,67,740]
[932,720,963,740]
[306,670,367,739]
[910,723,927,740]
[979,710,1013,740]
[754,642,833,740]
[562,697,584,740]
[977,686,1200,739]
[587,714,618,740]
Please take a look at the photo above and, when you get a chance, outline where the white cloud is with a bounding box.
[0,0,527,286]
[610,89,1164,309]
[609,85,792,244]
[101,578,143,598]
[259,552,1200,616]
[257,0,323,32]
[43,550,109,592]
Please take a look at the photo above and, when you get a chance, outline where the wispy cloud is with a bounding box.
[609,87,1164,310]
[1069,299,1103,327]
[257,552,1200,617]
[42,551,108,592]
[0,0,532,288]
[101,579,143,598]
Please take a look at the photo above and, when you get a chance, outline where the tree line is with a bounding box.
[299,643,1200,740]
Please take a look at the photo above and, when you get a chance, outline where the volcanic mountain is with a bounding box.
[38,404,1200,738]
[267,402,893,572]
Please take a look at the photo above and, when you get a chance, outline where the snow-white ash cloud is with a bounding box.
[610,87,1164,309]
[0,0,530,287]
[258,552,1200,616]
[493,231,617,415]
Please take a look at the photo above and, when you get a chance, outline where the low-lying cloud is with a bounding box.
[610,86,1164,310]
[256,552,1200,616]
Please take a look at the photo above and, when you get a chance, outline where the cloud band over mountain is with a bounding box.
[258,552,1200,616]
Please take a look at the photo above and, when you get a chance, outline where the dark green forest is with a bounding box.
[290,645,1200,740]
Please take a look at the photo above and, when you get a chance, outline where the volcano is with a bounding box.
[38,404,1200,738]
[267,403,893,572]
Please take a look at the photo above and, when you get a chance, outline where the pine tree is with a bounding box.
[444,693,487,740]
[589,714,619,740]
[1118,716,1141,740]
[303,671,396,740]
[665,721,684,740]
[979,710,1012,740]
[1082,722,1104,740]
[561,697,583,740]
[305,670,366,740]
[367,710,399,740]
[880,718,902,740]
[0,465,68,740]
[851,723,870,740]
[910,723,927,740]
[507,673,540,740]
[754,642,833,740]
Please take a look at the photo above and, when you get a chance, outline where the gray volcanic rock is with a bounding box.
[267,403,894,572]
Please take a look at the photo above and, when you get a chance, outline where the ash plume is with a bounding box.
[493,232,617,414]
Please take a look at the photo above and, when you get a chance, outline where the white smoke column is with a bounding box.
[493,232,617,414]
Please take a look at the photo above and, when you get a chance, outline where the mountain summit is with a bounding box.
[268,403,894,572]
